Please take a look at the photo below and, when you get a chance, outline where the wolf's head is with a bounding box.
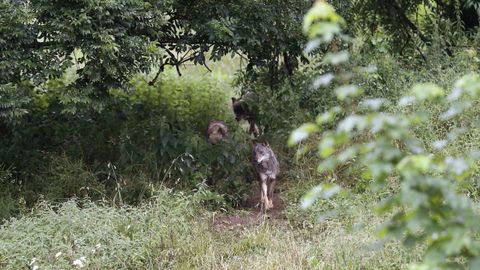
[252,142,271,164]
[252,141,280,179]
[231,97,248,121]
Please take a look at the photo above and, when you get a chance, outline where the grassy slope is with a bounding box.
[0,183,419,270]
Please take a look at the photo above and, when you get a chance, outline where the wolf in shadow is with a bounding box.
[231,91,259,137]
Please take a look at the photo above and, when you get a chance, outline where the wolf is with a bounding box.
[252,141,280,212]
[206,120,228,144]
[231,91,259,137]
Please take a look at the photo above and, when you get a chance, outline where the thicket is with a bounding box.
[290,2,480,269]
[0,0,312,220]
[2,0,480,268]
[0,68,254,220]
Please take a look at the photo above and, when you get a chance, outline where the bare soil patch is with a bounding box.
[212,187,285,230]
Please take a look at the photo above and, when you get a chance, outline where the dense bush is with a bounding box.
[292,2,480,268]
[0,68,253,220]
[0,167,20,221]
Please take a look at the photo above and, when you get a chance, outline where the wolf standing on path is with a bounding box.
[252,142,280,212]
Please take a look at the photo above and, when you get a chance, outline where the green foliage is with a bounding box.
[348,0,478,55]
[1,0,311,213]
[0,184,419,269]
[0,83,33,119]
[0,187,199,269]
[1,0,168,118]
[1,0,309,122]
[233,57,341,145]
[28,155,104,203]
[0,67,253,217]
[292,2,480,269]
[116,70,252,203]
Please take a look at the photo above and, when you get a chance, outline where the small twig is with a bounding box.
[175,64,182,76]
[148,59,167,85]
[235,51,248,61]
[165,50,183,76]
[161,153,193,183]
[203,62,212,72]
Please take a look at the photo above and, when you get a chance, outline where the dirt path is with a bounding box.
[212,188,286,230]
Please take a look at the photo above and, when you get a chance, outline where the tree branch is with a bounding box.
[389,1,428,43]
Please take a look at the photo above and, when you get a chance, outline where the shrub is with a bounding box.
[0,167,20,222]
[291,2,480,268]
[116,70,252,204]
[0,66,253,216]
[0,187,201,269]
[28,155,105,203]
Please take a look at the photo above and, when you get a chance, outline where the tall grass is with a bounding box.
[0,183,420,269]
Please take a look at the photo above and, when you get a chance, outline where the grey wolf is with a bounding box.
[252,141,280,211]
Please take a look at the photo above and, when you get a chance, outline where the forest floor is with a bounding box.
[213,187,286,230]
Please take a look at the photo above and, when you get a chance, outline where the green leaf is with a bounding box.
[337,115,367,133]
[288,123,319,146]
[397,96,416,107]
[411,83,444,101]
[301,184,341,209]
[313,73,335,88]
[307,22,341,41]
[337,146,358,162]
[316,106,342,125]
[323,51,349,65]
[360,98,388,111]
[444,157,470,177]
[370,114,399,133]
[305,39,322,53]
[431,140,448,150]
[303,1,345,35]
[397,155,432,174]
[440,102,471,120]
[317,157,337,173]
[454,73,480,97]
[319,136,335,158]
[376,197,397,213]
[335,85,363,100]
[369,162,393,180]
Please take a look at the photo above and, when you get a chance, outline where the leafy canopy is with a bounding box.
[1,0,309,119]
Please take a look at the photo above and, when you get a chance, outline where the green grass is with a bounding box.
[0,181,419,269]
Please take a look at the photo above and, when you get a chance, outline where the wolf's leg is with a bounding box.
[249,121,259,137]
[260,176,268,213]
[258,181,265,211]
[267,179,276,209]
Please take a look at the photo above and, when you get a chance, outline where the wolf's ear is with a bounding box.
[231,97,237,103]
